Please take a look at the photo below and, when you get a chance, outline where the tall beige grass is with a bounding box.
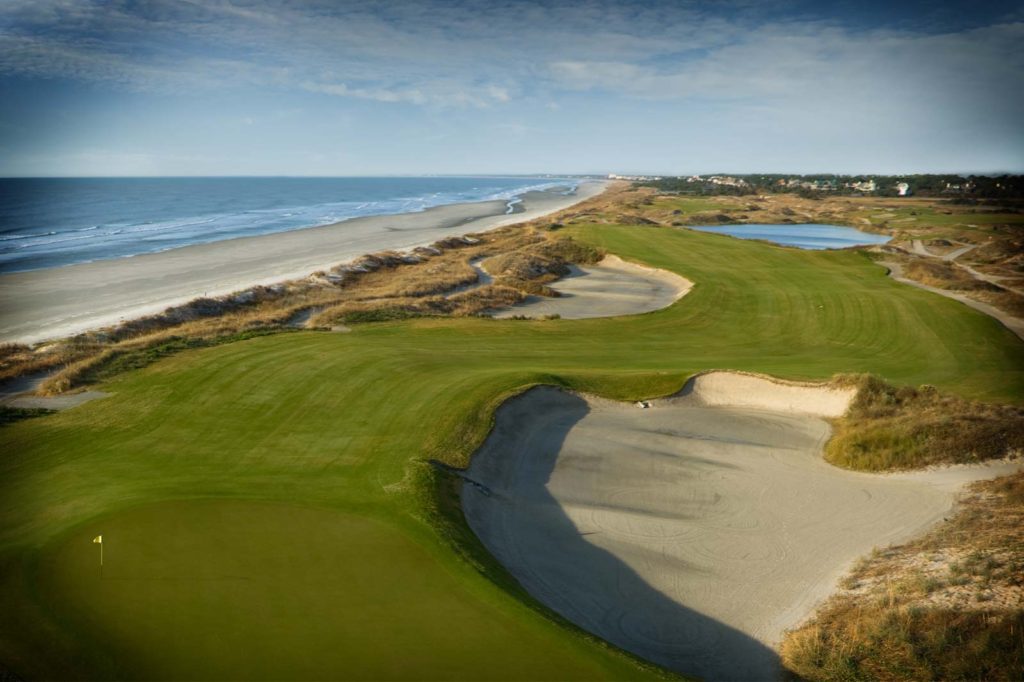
[7,209,607,394]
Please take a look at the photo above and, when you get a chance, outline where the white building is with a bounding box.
[607,173,662,181]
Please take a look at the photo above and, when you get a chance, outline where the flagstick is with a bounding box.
[95,536,104,579]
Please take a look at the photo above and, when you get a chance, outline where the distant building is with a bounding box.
[942,181,975,193]
[785,178,836,191]
[707,175,749,187]
[848,180,877,192]
[896,182,911,196]
[607,173,662,181]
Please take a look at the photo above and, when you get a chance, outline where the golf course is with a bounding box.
[3,219,1023,680]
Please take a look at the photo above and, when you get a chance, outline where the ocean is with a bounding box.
[0,176,576,274]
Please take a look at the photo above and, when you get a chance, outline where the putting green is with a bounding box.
[3,223,1023,680]
[33,499,634,681]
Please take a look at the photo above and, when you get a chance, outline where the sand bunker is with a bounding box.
[0,372,107,411]
[492,255,691,319]
[462,372,1020,680]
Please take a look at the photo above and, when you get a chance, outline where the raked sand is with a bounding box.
[492,255,692,319]
[0,181,606,344]
[463,371,1020,680]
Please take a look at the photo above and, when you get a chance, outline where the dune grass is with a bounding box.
[1,221,1023,680]
[826,374,1024,470]
[782,472,1024,681]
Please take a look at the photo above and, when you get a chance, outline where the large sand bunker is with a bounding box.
[492,255,691,319]
[462,372,1020,680]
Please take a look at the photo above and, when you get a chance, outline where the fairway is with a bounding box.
[3,223,1023,680]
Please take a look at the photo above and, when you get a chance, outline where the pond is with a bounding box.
[690,223,891,250]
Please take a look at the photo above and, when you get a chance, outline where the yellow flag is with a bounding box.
[93,535,102,544]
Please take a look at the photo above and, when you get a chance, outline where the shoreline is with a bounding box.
[0,181,607,344]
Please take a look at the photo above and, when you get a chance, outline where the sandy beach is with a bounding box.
[0,181,606,344]
[463,372,1021,680]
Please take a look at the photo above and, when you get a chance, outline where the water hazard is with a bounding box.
[690,223,891,249]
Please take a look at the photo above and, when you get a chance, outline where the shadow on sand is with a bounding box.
[463,388,782,681]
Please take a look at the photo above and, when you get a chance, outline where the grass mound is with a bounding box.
[782,472,1024,681]
[784,605,1023,681]
[827,375,1024,470]
[901,258,1002,292]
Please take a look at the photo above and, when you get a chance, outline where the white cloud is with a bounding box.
[0,0,1021,173]
[0,0,1020,121]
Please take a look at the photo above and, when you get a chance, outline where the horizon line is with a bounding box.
[2,170,1022,180]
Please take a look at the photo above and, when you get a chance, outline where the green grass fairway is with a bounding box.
[3,223,1023,680]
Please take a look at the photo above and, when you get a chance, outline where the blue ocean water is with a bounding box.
[690,223,891,249]
[0,176,576,273]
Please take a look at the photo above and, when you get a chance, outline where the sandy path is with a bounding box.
[910,239,932,257]
[881,260,1024,341]
[492,255,692,319]
[923,240,977,263]
[911,239,979,262]
[959,262,1024,296]
[903,241,1021,294]
[944,243,978,261]
[0,182,606,344]
[463,372,1020,680]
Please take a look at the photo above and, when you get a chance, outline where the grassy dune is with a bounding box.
[2,222,1022,679]
[782,472,1024,681]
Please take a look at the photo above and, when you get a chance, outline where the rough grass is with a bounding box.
[976,288,1024,318]
[781,472,1024,681]
[0,340,94,384]
[0,405,55,426]
[827,375,1024,470]
[783,605,1023,681]
[313,285,528,326]
[902,258,1003,292]
[40,329,285,394]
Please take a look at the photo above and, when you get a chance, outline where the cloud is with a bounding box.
[0,0,1020,132]
[549,22,1024,98]
[544,20,1024,138]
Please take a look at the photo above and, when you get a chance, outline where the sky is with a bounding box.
[0,0,1022,177]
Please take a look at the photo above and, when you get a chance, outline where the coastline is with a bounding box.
[0,181,606,344]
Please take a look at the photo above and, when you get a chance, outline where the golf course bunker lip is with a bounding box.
[462,372,1020,680]
[492,255,692,319]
